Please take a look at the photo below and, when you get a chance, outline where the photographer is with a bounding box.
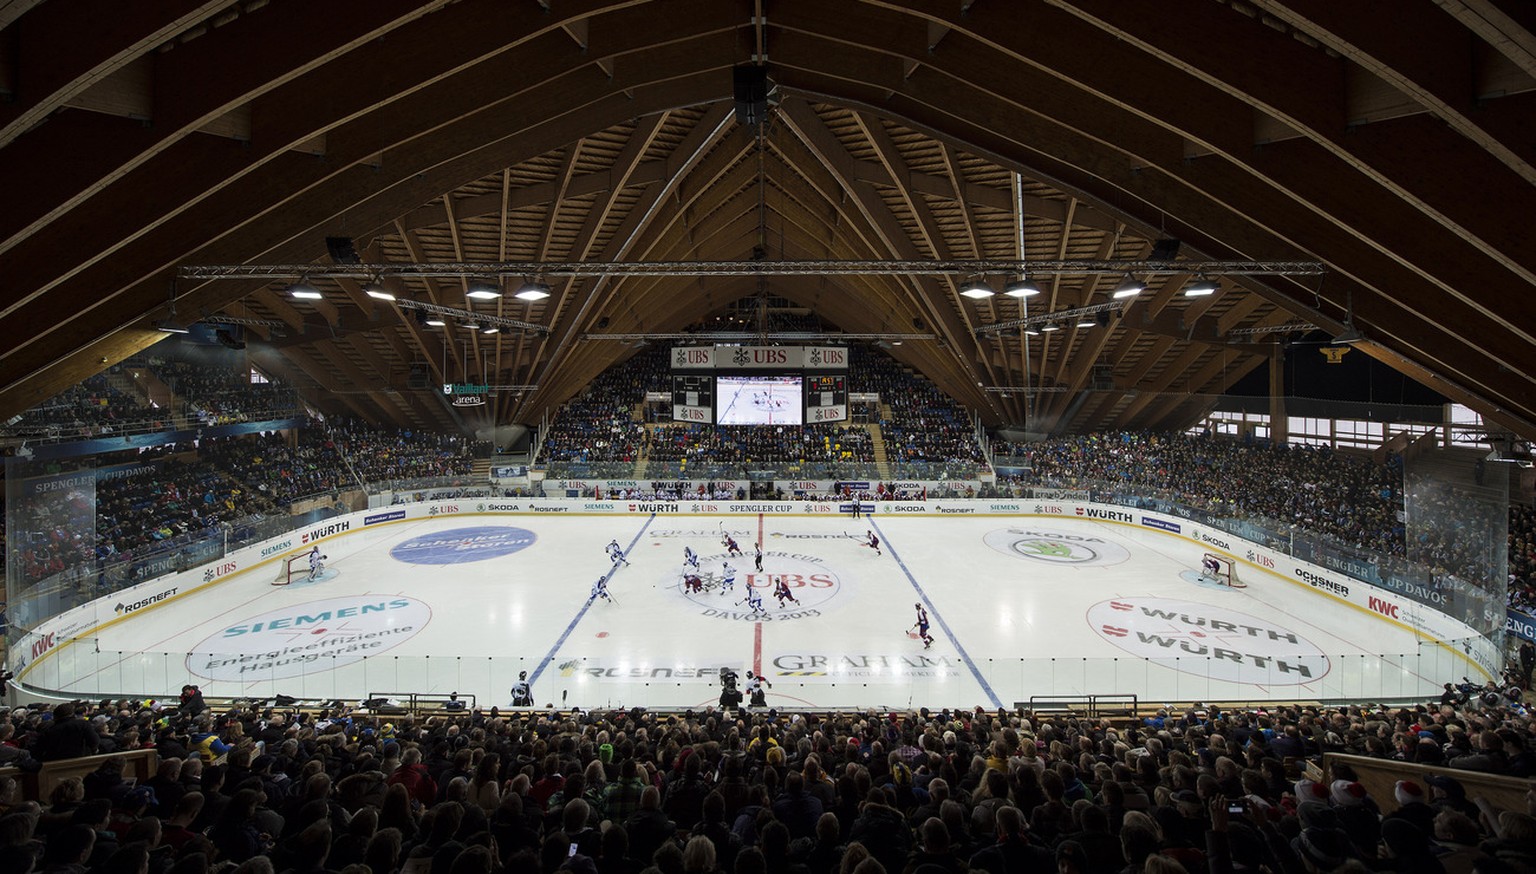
[719,668,742,709]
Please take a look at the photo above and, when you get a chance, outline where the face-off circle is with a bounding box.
[983,527,1131,567]
[187,596,431,680]
[1087,597,1330,685]
[671,550,842,620]
[389,526,536,565]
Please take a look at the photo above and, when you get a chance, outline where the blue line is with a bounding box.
[528,514,656,689]
[869,518,1003,709]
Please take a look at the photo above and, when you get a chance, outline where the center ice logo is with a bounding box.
[983,528,1131,566]
[389,526,536,565]
[186,596,431,681]
[1086,597,1330,685]
[672,550,841,622]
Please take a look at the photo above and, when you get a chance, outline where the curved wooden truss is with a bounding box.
[1,1,1531,437]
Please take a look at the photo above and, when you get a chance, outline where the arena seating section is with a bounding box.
[0,694,1530,874]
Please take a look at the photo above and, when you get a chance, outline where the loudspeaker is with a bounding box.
[596,316,610,329]
[407,363,429,389]
[733,65,769,126]
[912,317,925,330]
[1149,238,1181,261]
[326,236,361,264]
[1096,312,1111,328]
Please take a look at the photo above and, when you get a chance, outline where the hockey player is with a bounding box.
[745,671,772,707]
[773,576,800,607]
[865,530,881,556]
[683,546,699,570]
[1200,554,1221,581]
[718,562,738,597]
[510,671,533,707]
[683,572,704,594]
[722,532,743,557]
[307,546,327,581]
[606,539,630,567]
[589,576,614,605]
[753,542,764,572]
[740,585,766,617]
[911,603,934,649]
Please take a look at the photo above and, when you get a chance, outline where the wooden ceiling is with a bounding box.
[1,0,1533,438]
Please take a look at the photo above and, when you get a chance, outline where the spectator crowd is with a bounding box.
[0,689,1532,874]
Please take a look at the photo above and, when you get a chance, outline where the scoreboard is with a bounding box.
[804,374,848,423]
[671,374,712,423]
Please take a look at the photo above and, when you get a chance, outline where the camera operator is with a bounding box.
[719,668,742,708]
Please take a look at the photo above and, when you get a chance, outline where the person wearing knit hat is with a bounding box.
[1330,780,1368,807]
[1292,826,1352,872]
[598,743,614,764]
[1384,780,1436,835]
[1293,778,1330,804]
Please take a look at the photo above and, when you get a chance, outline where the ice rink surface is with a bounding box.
[57,512,1459,710]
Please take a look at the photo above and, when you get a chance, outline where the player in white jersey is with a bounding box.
[683,546,699,570]
[741,585,766,616]
[307,546,327,580]
[606,539,629,566]
[718,562,737,596]
[864,530,881,556]
[510,671,533,707]
[589,576,614,604]
[745,671,772,706]
[911,602,933,649]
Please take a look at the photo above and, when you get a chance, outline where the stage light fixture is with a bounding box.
[959,278,996,299]
[514,281,551,301]
[288,281,323,300]
[363,283,394,301]
[1004,277,1041,297]
[466,278,502,300]
[1111,275,1145,299]
[1183,276,1218,297]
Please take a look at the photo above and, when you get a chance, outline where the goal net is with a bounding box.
[273,554,309,586]
[1201,553,1245,588]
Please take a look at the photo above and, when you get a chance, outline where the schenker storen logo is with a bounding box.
[982,527,1131,566]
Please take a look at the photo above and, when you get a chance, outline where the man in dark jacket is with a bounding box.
[970,806,1055,874]
[623,785,677,866]
[848,787,912,874]
[35,702,100,761]
[770,771,824,840]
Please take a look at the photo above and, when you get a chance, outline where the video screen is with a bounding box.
[715,375,803,425]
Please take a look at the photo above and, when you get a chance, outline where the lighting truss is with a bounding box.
[1221,320,1317,337]
[393,297,547,335]
[178,258,1327,280]
[974,301,1123,335]
[584,331,934,342]
[199,314,290,328]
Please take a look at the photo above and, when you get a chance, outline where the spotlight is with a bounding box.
[425,318,446,327]
[482,327,500,335]
[1183,276,1218,297]
[1040,323,1061,332]
[959,278,995,299]
[154,321,190,334]
[1023,327,1040,336]
[363,283,395,301]
[514,282,551,301]
[1111,275,1145,299]
[1004,277,1041,297]
[1333,324,1365,345]
[288,281,323,300]
[466,278,502,300]
[1076,319,1096,328]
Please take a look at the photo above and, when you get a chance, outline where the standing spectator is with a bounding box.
[34,702,100,762]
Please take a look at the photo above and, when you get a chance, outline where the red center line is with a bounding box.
[753,512,764,677]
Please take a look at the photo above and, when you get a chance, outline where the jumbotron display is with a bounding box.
[716,375,803,425]
[668,345,850,425]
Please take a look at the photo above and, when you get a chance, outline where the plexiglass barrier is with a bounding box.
[23,637,1469,707]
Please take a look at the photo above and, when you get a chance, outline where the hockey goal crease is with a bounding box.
[1201,553,1246,588]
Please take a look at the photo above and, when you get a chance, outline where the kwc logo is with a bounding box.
[30,632,57,659]
[1367,596,1400,619]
